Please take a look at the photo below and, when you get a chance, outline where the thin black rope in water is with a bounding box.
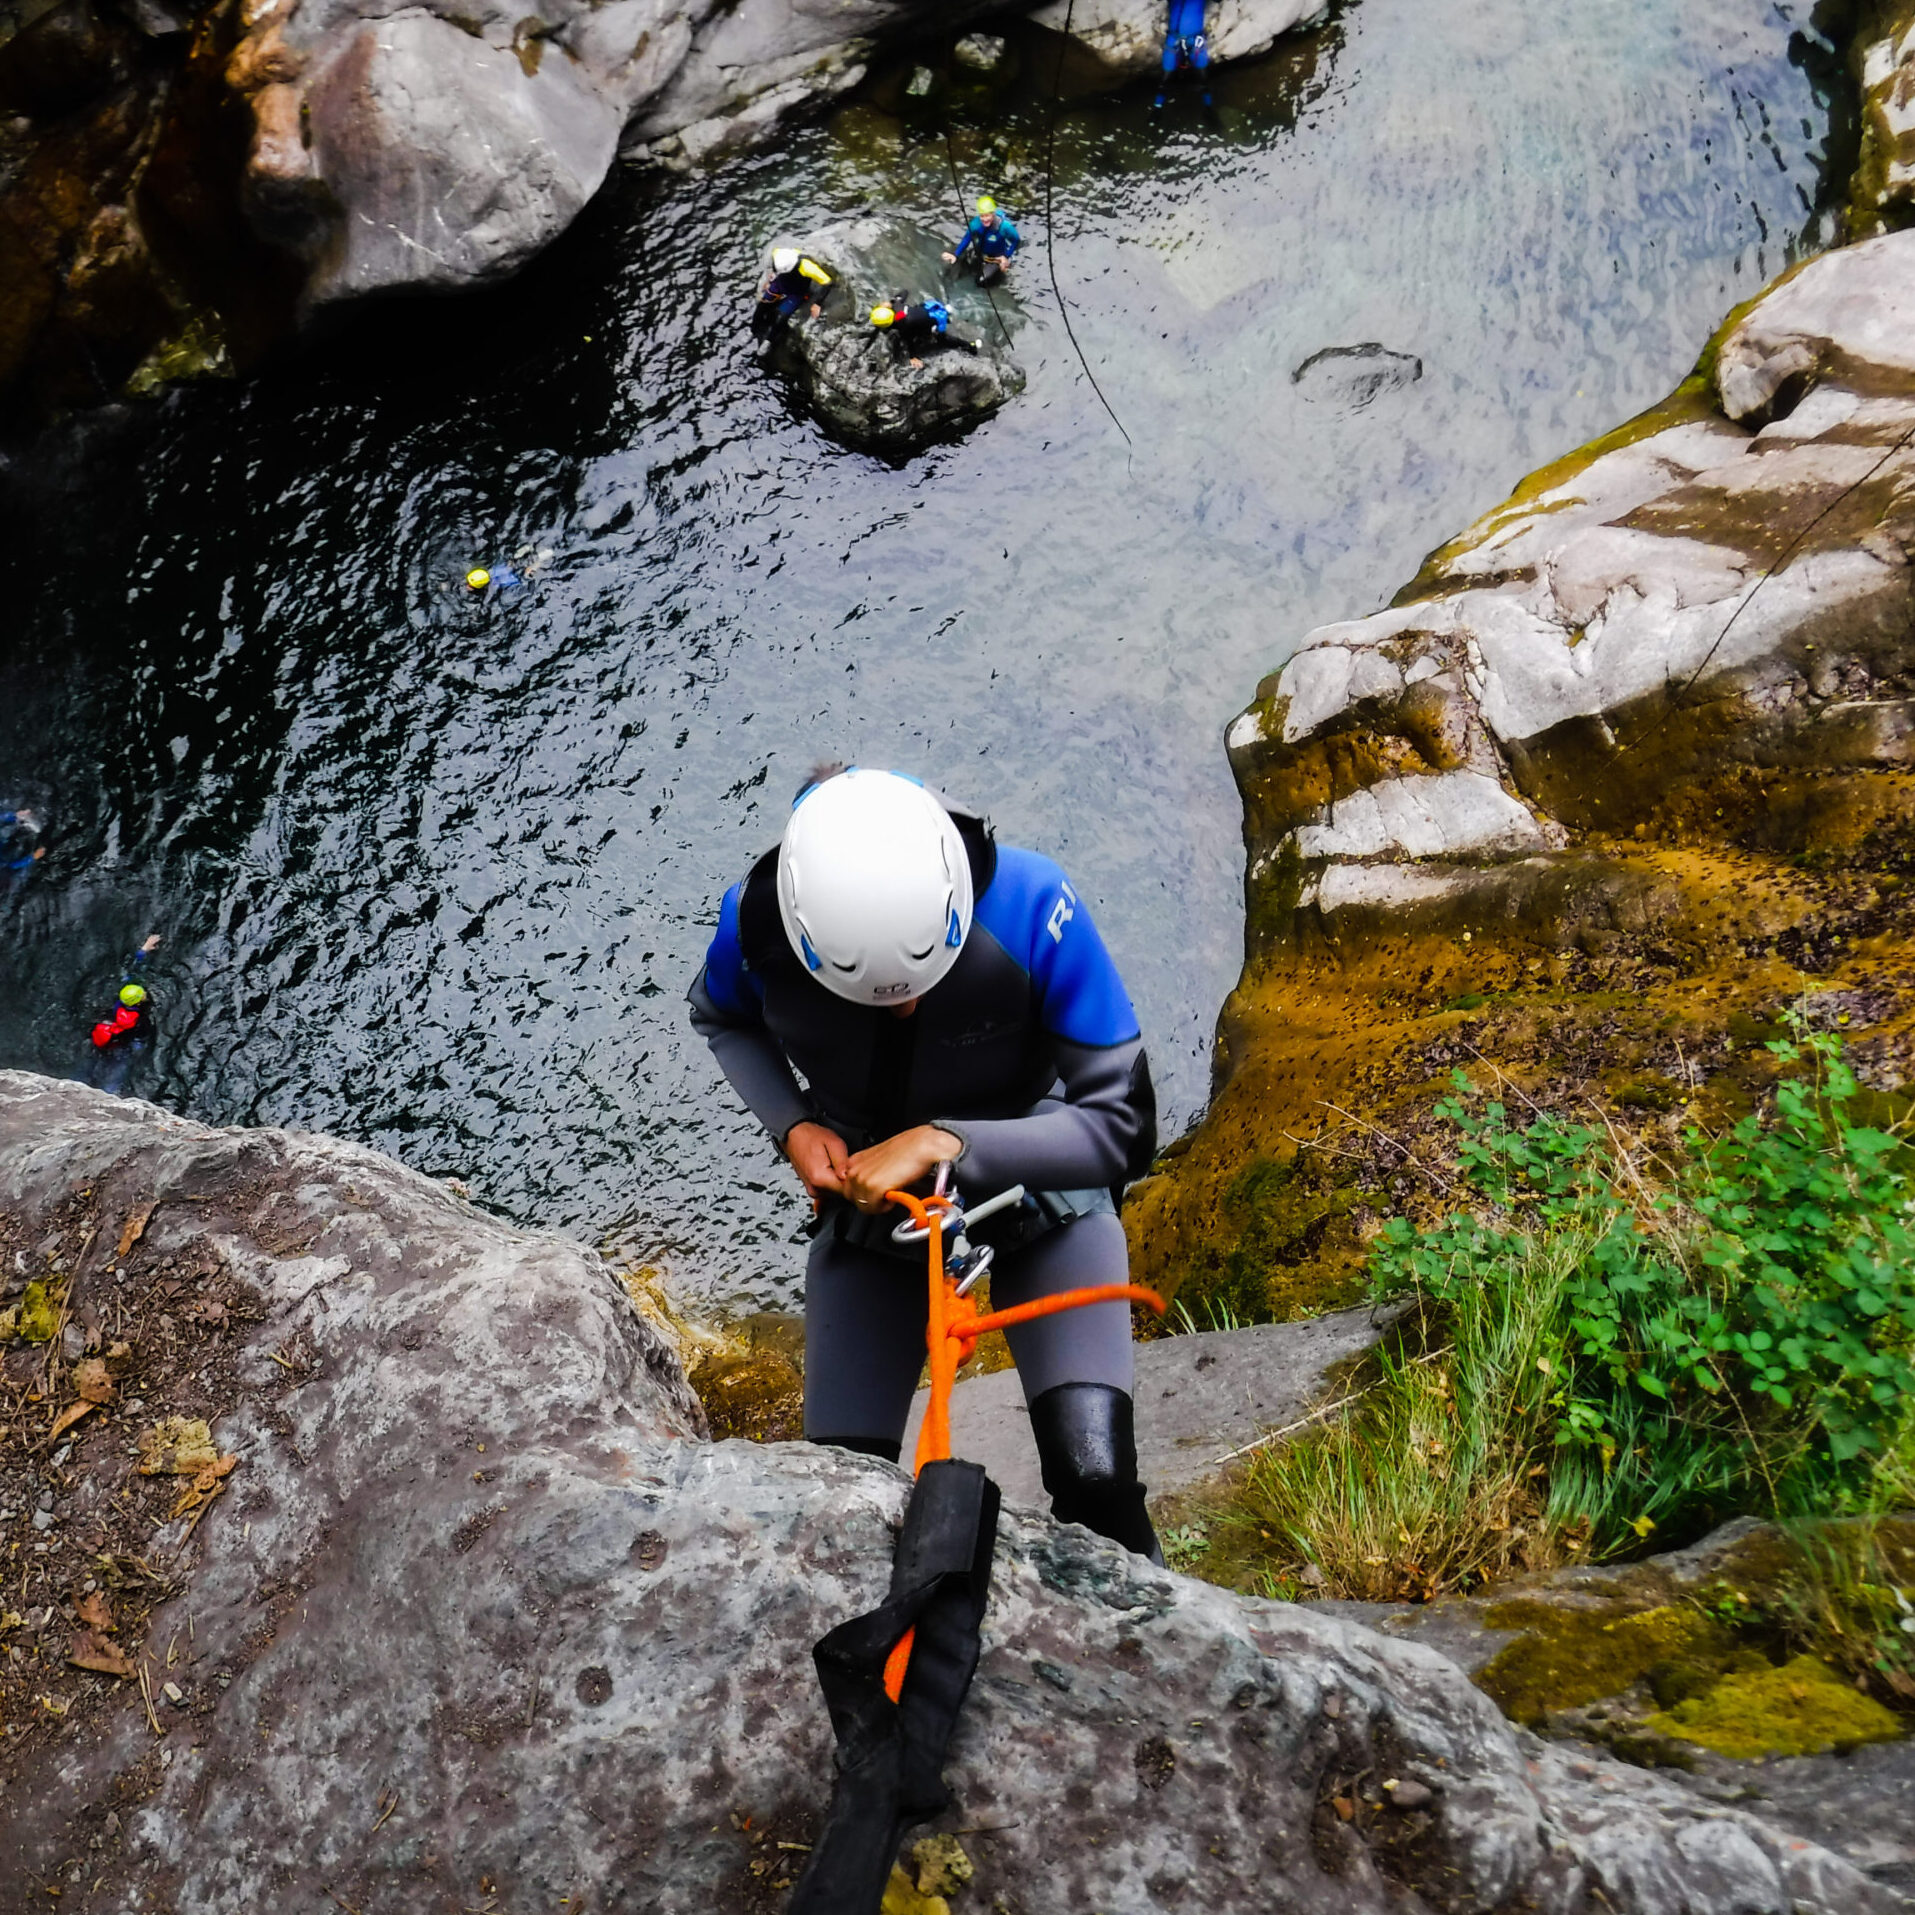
[1044,0,1134,451]
[1621,408,1915,752]
[941,127,1015,351]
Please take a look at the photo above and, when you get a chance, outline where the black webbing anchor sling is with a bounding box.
[787,1176,1164,1912]
[787,1458,1000,1910]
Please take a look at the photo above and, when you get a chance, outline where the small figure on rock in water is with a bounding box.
[688,766,1162,1562]
[85,933,161,1095]
[2,807,45,899]
[942,197,1019,287]
[869,294,980,369]
[752,245,834,340]
[1155,0,1212,108]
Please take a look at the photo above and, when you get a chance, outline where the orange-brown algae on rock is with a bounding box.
[1647,1654,1906,1759]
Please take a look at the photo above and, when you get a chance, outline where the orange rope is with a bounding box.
[880,1185,1164,1701]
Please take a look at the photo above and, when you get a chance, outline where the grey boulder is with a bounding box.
[225,0,1011,305]
[0,1070,1898,1913]
[767,221,1025,449]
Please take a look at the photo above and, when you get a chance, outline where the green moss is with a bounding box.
[1647,1654,1904,1759]
[12,1279,61,1344]
[1476,1602,1735,1727]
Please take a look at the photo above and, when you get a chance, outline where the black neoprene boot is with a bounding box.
[1027,1382,1163,1564]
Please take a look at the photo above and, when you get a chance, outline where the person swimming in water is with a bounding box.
[85,933,162,1095]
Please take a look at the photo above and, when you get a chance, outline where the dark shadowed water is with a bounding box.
[0,0,1850,1313]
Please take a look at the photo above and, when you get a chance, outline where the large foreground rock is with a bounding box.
[0,1072,1895,1913]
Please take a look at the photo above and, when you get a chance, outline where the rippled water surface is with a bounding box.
[0,0,1849,1310]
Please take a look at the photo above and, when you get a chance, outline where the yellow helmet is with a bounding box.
[869,305,896,327]
[976,195,997,216]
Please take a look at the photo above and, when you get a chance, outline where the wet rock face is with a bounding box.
[1850,1,1915,238]
[229,0,1008,305]
[765,221,1024,450]
[0,1072,1894,1914]
[1030,0,1328,79]
[0,0,301,429]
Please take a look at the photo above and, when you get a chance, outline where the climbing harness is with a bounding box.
[1043,0,1135,451]
[787,1165,1164,1912]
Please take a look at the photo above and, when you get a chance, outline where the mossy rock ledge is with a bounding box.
[1130,225,1915,1322]
[0,1073,1897,1913]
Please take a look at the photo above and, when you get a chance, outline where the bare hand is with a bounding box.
[141,934,162,953]
[940,252,957,265]
[785,1121,849,1207]
[842,1124,961,1215]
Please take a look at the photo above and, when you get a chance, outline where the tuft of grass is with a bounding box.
[1228,1235,1592,1601]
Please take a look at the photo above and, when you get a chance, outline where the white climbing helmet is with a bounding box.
[772,247,800,272]
[778,769,973,1005]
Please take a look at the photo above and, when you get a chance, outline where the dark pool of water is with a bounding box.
[0,0,1851,1312]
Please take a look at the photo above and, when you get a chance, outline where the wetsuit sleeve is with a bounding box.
[934,854,1156,1192]
[687,884,814,1147]
[999,220,1021,259]
[952,219,978,260]
[939,1037,1155,1195]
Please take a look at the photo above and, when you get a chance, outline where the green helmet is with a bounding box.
[976,195,997,217]
[119,984,146,1009]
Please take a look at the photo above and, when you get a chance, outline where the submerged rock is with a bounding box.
[0,1070,1895,1913]
[1293,342,1424,410]
[766,220,1025,449]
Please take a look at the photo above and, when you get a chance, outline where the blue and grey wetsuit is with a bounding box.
[950,215,1020,277]
[689,804,1156,1452]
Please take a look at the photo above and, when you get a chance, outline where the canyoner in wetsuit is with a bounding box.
[1156,0,1212,107]
[1,808,44,900]
[868,295,979,368]
[86,933,162,1093]
[942,198,1020,287]
[752,245,834,338]
[689,766,1161,1560]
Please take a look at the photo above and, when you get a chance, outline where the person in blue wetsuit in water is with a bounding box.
[84,934,162,1096]
[689,766,1162,1561]
[1156,0,1212,107]
[2,807,45,907]
[942,197,1020,288]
